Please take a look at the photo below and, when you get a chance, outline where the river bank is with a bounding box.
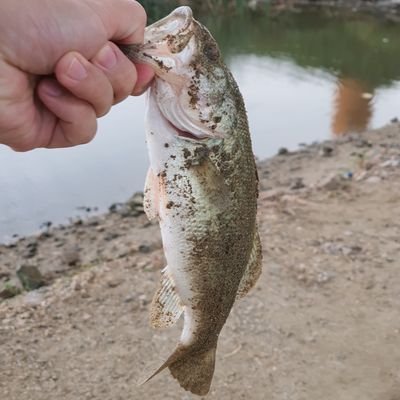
[1,122,400,399]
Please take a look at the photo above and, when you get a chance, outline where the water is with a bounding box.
[1,11,400,242]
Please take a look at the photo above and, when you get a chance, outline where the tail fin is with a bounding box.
[141,346,217,396]
[169,347,216,396]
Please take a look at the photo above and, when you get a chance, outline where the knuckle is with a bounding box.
[63,106,97,146]
[113,66,137,104]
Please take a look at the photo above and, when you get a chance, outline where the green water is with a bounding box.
[143,2,400,88]
[2,8,400,241]
[200,11,400,88]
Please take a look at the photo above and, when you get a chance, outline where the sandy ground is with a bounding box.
[1,123,400,400]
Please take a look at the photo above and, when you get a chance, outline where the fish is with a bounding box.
[120,6,262,396]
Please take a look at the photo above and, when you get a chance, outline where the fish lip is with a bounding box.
[119,7,194,77]
[145,6,193,36]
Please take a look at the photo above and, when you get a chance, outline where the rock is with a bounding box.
[124,295,136,303]
[342,245,362,257]
[366,176,381,184]
[109,203,122,213]
[87,219,100,227]
[278,147,289,155]
[0,282,22,299]
[391,117,399,124]
[16,265,45,291]
[104,232,120,241]
[39,231,53,240]
[22,240,38,259]
[290,177,306,190]
[316,271,335,284]
[354,139,372,148]
[138,244,152,254]
[129,192,144,207]
[106,278,122,288]
[318,174,348,191]
[40,221,52,229]
[62,246,81,266]
[380,158,400,168]
[127,192,145,214]
[320,145,333,157]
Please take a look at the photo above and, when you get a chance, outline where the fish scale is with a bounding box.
[120,6,262,396]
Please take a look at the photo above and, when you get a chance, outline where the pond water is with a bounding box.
[1,11,400,242]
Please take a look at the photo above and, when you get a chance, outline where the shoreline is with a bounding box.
[1,121,399,297]
[1,122,400,399]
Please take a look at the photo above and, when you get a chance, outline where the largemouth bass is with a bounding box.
[120,6,262,396]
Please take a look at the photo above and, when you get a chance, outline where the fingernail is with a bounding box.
[96,44,117,70]
[42,81,62,97]
[67,57,88,81]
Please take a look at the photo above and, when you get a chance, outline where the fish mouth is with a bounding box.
[120,6,195,79]
[153,87,211,142]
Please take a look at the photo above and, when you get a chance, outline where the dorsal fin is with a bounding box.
[236,229,262,299]
[150,266,184,328]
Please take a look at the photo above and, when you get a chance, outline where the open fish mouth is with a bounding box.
[119,6,229,142]
[119,7,195,77]
[145,84,220,143]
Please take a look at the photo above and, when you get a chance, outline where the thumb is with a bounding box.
[92,0,147,44]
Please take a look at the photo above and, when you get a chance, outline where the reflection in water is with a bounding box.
[332,78,374,136]
[2,11,400,241]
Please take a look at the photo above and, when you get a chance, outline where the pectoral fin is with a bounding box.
[236,229,262,299]
[143,168,159,221]
[150,266,184,328]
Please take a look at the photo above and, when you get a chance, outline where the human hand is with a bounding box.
[0,0,154,151]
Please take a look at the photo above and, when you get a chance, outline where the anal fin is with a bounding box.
[150,266,183,328]
[236,229,263,299]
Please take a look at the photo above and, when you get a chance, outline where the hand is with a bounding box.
[0,0,154,151]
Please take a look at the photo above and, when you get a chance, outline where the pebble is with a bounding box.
[104,232,120,241]
[106,278,122,288]
[138,244,152,254]
[290,177,306,190]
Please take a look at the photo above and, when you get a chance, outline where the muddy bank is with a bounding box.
[1,122,400,399]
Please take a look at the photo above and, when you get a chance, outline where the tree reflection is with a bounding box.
[332,78,374,136]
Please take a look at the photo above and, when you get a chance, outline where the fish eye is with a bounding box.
[203,43,219,62]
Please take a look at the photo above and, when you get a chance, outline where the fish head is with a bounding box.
[137,6,240,141]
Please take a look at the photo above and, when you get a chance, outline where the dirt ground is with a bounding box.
[1,123,400,400]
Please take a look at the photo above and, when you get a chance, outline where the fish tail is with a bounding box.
[141,345,217,396]
[169,346,216,396]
